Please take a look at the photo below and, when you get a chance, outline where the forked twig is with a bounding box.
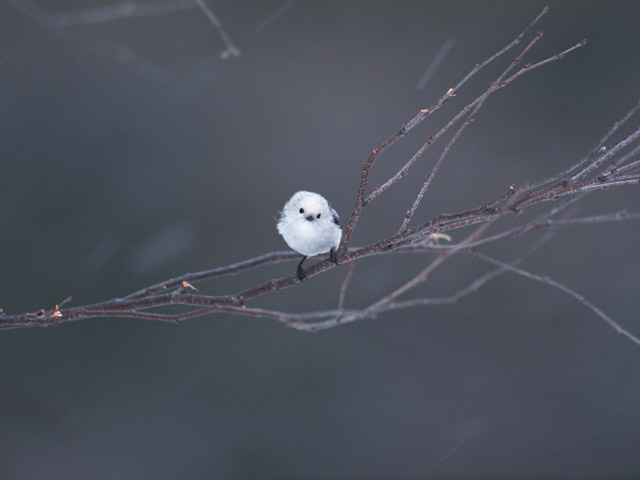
[473,252,640,347]
[339,7,551,251]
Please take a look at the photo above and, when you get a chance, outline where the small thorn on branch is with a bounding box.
[220,46,241,60]
[59,296,73,307]
[181,281,198,291]
[427,233,452,245]
[233,295,245,307]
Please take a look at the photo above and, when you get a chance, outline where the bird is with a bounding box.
[277,191,341,281]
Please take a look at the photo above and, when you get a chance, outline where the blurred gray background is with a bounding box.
[1,1,639,478]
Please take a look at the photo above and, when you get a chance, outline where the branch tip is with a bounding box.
[59,296,73,307]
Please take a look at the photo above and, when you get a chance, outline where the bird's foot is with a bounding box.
[330,248,339,266]
[296,256,307,282]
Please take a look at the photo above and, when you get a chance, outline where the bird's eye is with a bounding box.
[316,213,321,219]
[299,208,304,214]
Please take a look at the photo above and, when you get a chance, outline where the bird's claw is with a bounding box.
[296,255,307,282]
[330,248,339,266]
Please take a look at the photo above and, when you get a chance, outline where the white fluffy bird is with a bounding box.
[277,191,342,281]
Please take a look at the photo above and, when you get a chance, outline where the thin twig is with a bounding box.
[193,0,240,58]
[568,126,640,183]
[339,7,550,251]
[402,211,640,251]
[595,98,640,151]
[337,263,356,312]
[399,31,547,231]
[523,115,640,199]
[255,0,295,34]
[383,228,557,314]
[368,188,523,313]
[416,38,456,91]
[473,252,640,347]
[125,251,300,299]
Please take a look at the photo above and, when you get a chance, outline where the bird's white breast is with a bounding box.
[277,217,341,257]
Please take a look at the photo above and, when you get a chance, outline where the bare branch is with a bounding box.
[472,252,640,347]
[125,251,299,300]
[595,98,640,151]
[416,38,456,92]
[255,0,296,34]
[368,188,523,313]
[399,210,640,252]
[524,120,640,199]
[193,0,241,58]
[339,7,550,252]
[337,264,357,312]
[399,31,547,231]
[1,7,638,349]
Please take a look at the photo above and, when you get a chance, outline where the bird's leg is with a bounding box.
[296,256,308,282]
[329,248,339,266]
